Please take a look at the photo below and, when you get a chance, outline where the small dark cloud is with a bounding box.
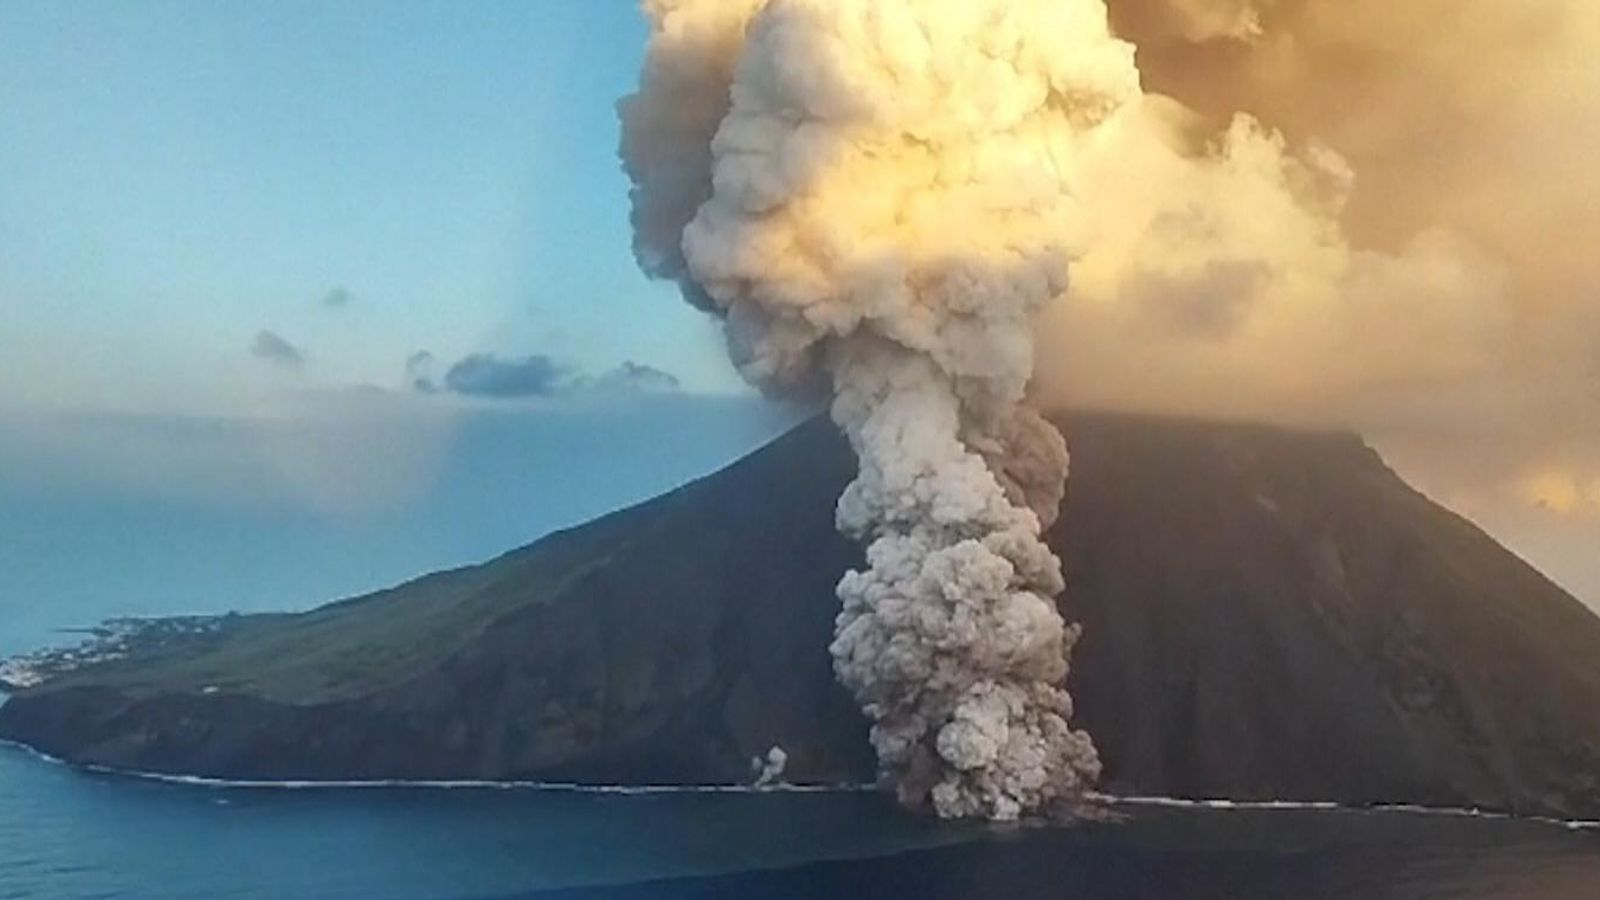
[405,351,437,393]
[591,361,682,394]
[251,330,306,367]
[443,353,569,399]
[321,286,355,309]
[416,352,681,400]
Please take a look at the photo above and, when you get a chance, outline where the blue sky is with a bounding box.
[0,1,793,650]
[0,0,738,413]
[0,1,1594,638]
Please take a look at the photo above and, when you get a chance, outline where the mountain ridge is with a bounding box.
[3,412,1598,818]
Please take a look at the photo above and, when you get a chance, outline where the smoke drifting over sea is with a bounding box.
[619,0,1600,817]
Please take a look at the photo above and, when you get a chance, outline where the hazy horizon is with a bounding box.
[0,395,1593,658]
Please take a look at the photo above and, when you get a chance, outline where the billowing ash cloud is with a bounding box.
[620,0,1600,820]
[1028,0,1600,475]
[1007,0,1600,571]
[250,330,306,368]
[621,0,1139,820]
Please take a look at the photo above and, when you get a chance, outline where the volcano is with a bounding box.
[3,413,1598,818]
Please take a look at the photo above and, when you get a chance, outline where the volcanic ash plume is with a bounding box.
[620,0,1141,819]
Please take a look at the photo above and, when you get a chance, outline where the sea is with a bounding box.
[2,740,1599,900]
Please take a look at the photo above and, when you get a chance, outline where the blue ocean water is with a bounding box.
[3,742,1599,900]
[0,745,963,899]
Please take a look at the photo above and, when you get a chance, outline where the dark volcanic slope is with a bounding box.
[3,414,1599,818]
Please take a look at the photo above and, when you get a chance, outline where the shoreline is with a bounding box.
[0,737,873,795]
[3,736,1595,833]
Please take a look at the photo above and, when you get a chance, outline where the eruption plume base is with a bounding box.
[828,346,1099,820]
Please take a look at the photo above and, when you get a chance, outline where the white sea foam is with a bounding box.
[0,737,71,768]
[3,738,1596,832]
[1100,793,1600,832]
[0,659,46,690]
[0,741,871,794]
[90,767,875,795]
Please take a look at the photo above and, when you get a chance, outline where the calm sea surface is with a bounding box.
[0,742,960,899]
[2,738,1598,900]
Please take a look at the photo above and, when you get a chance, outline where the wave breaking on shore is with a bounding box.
[5,737,1596,833]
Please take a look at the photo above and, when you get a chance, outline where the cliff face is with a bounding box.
[3,413,1598,817]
